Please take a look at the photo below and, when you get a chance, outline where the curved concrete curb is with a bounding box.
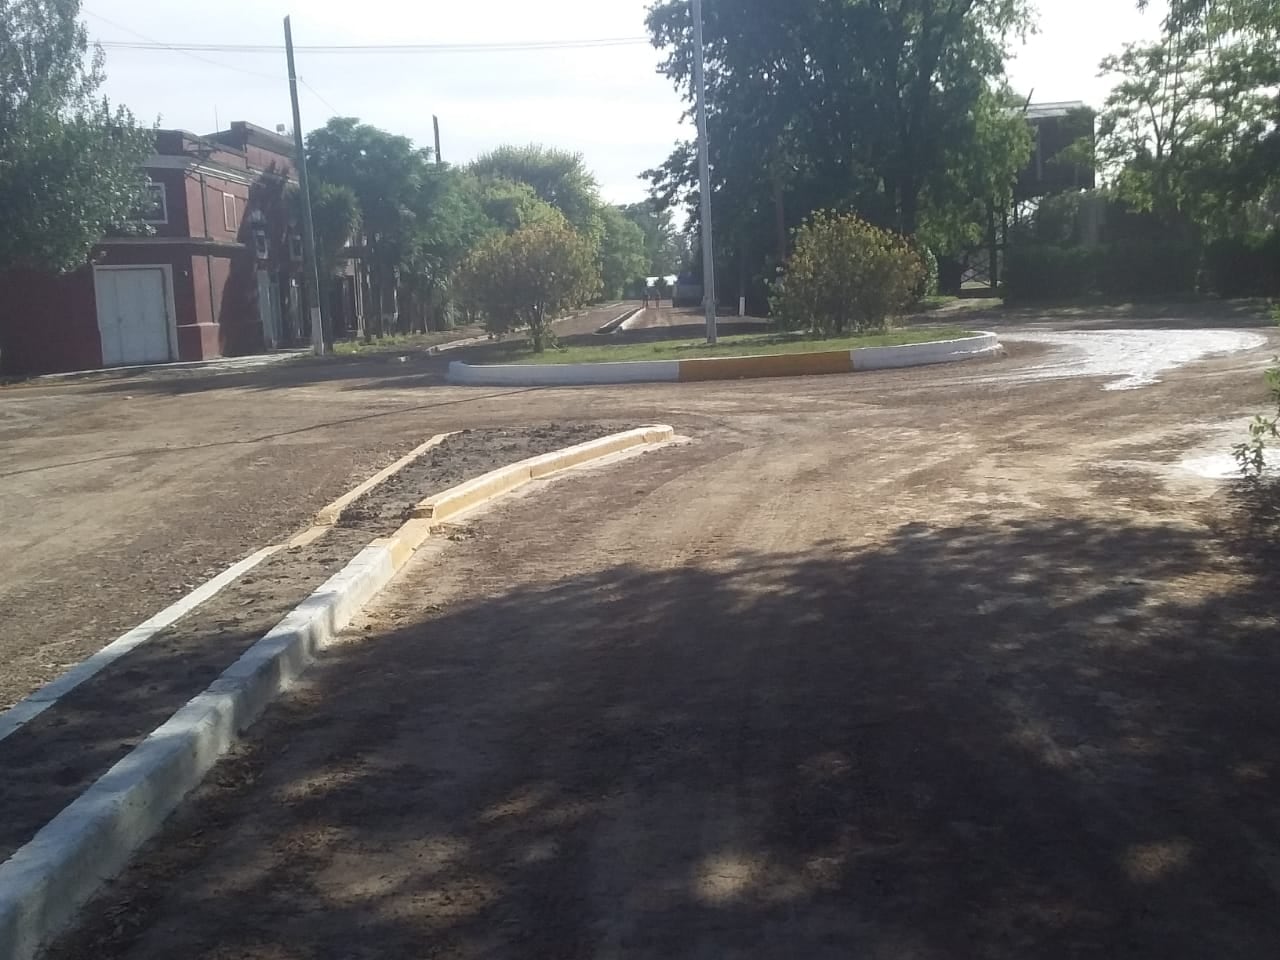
[447,332,1000,386]
[0,424,676,960]
[852,332,1001,371]
[593,306,645,336]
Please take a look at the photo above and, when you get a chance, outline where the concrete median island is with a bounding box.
[449,329,1002,386]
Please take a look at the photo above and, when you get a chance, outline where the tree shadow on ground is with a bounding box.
[52,500,1280,960]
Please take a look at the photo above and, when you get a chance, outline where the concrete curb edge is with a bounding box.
[446,332,1001,386]
[0,433,459,745]
[0,424,677,960]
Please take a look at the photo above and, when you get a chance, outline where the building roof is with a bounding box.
[1024,101,1091,120]
[208,121,297,158]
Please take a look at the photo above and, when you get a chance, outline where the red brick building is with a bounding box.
[0,121,313,375]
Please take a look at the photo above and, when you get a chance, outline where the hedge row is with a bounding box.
[1005,231,1280,301]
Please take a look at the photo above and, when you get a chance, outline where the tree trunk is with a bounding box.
[530,303,546,353]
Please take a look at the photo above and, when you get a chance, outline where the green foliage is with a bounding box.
[597,205,648,300]
[1004,244,1099,301]
[467,176,560,234]
[645,0,1033,309]
[1098,237,1199,298]
[770,211,925,337]
[469,144,603,240]
[1234,364,1280,479]
[294,182,361,279]
[620,200,684,277]
[914,243,940,298]
[1204,232,1280,298]
[1099,0,1279,235]
[399,166,492,331]
[454,214,601,353]
[1005,237,1200,301]
[917,87,1034,256]
[0,0,153,273]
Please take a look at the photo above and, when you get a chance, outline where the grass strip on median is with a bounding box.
[502,327,971,365]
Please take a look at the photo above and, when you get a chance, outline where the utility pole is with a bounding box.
[690,0,717,344]
[284,16,325,356]
[433,115,443,166]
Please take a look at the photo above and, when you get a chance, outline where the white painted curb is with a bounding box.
[0,433,458,744]
[0,425,676,960]
[852,332,1001,371]
[0,542,396,960]
[447,332,1001,387]
[0,546,281,744]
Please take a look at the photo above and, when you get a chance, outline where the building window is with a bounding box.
[223,192,238,232]
[139,181,167,224]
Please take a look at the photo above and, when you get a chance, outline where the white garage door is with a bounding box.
[94,267,174,367]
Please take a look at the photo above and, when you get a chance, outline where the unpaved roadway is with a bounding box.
[29,303,1280,959]
[0,304,629,708]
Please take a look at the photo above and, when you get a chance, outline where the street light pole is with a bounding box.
[690,0,717,344]
[284,15,325,356]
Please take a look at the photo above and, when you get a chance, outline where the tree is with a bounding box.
[303,182,361,280]
[0,0,153,273]
[469,144,604,240]
[399,166,491,331]
[644,0,1032,313]
[454,214,601,352]
[597,205,648,298]
[466,175,562,233]
[1105,0,1280,233]
[621,200,683,277]
[770,211,925,337]
[305,118,433,333]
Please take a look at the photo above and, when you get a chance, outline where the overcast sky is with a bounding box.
[85,0,1168,205]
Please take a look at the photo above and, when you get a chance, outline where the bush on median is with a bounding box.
[770,211,925,336]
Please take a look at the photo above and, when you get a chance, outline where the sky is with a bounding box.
[85,0,1169,206]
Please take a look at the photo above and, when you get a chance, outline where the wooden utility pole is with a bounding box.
[690,0,717,343]
[284,15,325,355]
[433,115,443,166]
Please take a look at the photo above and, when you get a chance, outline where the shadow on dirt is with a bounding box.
[50,488,1280,959]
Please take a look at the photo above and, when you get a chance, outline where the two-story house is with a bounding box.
[0,121,308,375]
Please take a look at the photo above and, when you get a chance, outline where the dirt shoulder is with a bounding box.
[41,337,1280,960]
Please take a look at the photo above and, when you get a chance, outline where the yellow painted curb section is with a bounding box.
[413,425,676,524]
[314,432,454,526]
[677,350,853,382]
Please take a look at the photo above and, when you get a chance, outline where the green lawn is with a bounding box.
[501,327,972,365]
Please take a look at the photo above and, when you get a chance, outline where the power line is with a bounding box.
[84,9,281,81]
[95,37,649,55]
[298,77,342,118]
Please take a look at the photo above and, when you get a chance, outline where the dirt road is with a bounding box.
[38,309,1280,959]
[0,303,631,707]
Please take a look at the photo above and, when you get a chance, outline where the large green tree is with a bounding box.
[645,0,1032,309]
[454,213,601,352]
[469,144,604,240]
[598,205,649,298]
[1105,0,1280,232]
[621,200,684,277]
[0,0,152,273]
[306,118,431,331]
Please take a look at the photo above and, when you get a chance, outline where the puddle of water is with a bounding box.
[1179,452,1276,480]
[999,329,1269,391]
